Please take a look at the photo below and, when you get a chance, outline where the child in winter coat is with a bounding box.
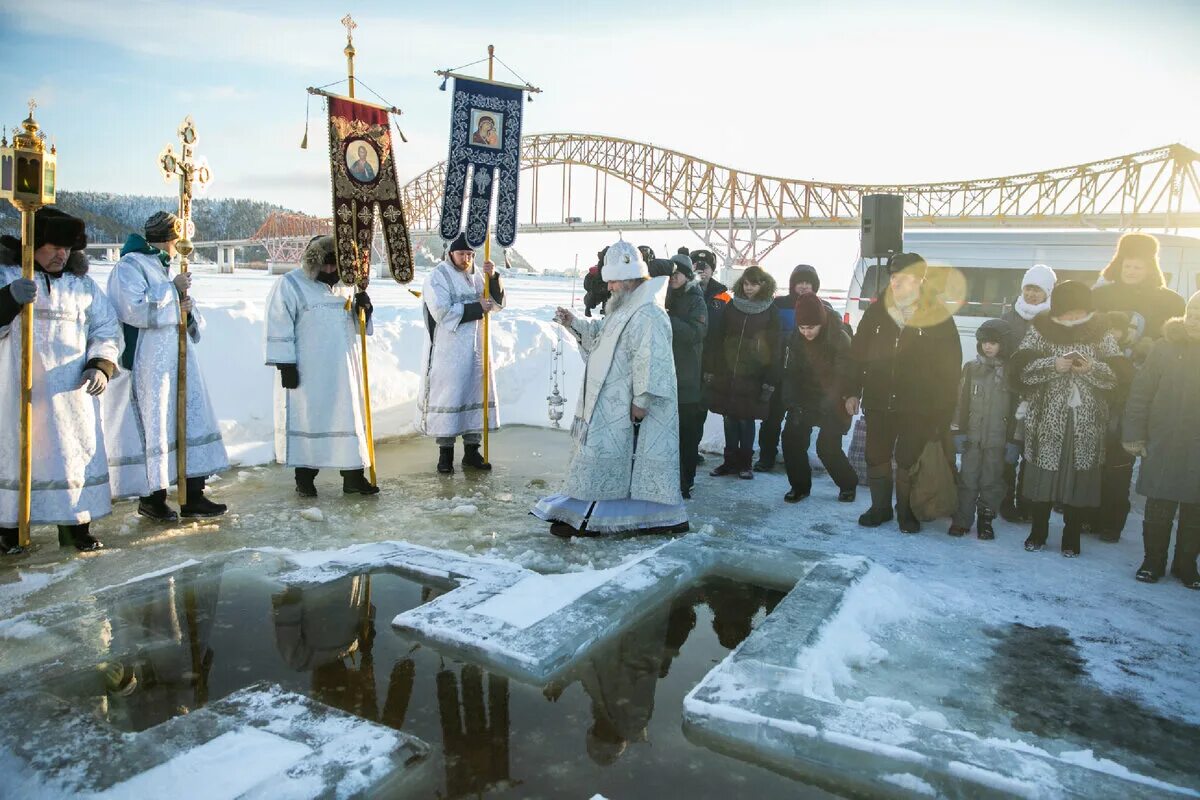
[1010,281,1131,557]
[998,264,1056,523]
[1122,291,1200,588]
[949,319,1018,539]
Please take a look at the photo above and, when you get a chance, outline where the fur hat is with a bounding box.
[976,318,1013,357]
[794,292,825,327]
[887,252,927,278]
[447,232,472,254]
[1050,280,1093,317]
[1101,232,1164,287]
[637,245,656,265]
[691,249,716,272]
[302,235,336,277]
[789,264,821,294]
[670,253,694,279]
[602,240,649,281]
[33,208,87,250]
[648,258,675,278]
[1021,264,1056,296]
[144,211,180,243]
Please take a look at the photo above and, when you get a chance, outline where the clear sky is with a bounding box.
[1,0,1197,281]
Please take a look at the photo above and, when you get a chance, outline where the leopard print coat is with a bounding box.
[1009,313,1130,472]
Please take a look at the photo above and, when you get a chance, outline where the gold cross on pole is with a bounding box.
[26,98,36,118]
[341,13,356,44]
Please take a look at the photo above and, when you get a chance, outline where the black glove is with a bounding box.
[278,363,300,389]
[353,291,373,325]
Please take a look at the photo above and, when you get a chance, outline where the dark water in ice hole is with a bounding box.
[48,568,834,799]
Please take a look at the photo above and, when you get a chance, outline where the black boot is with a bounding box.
[137,488,179,522]
[753,451,776,472]
[462,444,492,471]
[437,446,455,475]
[737,448,755,480]
[62,523,104,552]
[837,487,857,503]
[895,469,921,534]
[1171,518,1200,590]
[341,469,381,495]
[181,477,228,518]
[784,488,809,503]
[709,448,737,477]
[858,466,894,527]
[295,467,318,498]
[976,506,996,541]
[1025,501,1051,551]
[1061,505,1084,557]
[0,527,25,556]
[1137,505,1173,582]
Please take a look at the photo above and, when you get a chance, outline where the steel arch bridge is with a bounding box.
[254,135,1200,265]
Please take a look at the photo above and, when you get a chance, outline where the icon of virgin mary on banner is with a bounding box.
[439,77,524,248]
[326,96,414,285]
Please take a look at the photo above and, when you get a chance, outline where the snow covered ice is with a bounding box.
[1,266,1199,798]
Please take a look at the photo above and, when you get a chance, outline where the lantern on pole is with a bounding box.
[0,99,57,547]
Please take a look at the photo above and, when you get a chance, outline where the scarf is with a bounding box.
[1014,296,1050,321]
[730,295,773,315]
[121,234,171,268]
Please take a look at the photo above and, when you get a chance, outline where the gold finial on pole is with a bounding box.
[342,14,357,99]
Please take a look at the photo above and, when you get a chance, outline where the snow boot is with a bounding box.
[837,487,857,503]
[895,469,920,534]
[137,489,179,523]
[549,521,579,539]
[753,451,776,472]
[1025,502,1051,551]
[858,466,894,527]
[1061,505,1084,557]
[181,477,228,519]
[0,528,25,556]
[462,444,492,471]
[976,506,996,541]
[341,469,380,495]
[1137,502,1173,582]
[437,446,455,475]
[63,524,104,552]
[1171,518,1200,590]
[295,468,318,498]
[709,449,738,477]
[948,523,970,537]
[784,489,809,503]
[737,449,755,480]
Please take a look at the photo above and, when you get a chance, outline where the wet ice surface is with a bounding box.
[3,425,1200,797]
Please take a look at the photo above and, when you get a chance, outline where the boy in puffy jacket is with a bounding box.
[949,319,1019,539]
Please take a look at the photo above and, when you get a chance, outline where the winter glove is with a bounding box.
[8,278,36,305]
[353,291,373,325]
[80,369,108,396]
[953,434,967,453]
[1005,442,1021,464]
[759,384,774,403]
[1122,440,1147,458]
[278,363,300,389]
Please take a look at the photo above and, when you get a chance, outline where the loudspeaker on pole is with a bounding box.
[861,194,904,259]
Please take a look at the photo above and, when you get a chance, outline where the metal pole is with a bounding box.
[360,308,377,485]
[176,179,191,507]
[17,207,34,547]
[481,45,495,464]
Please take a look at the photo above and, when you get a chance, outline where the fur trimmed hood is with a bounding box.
[1030,311,1109,345]
[0,236,89,275]
[1163,316,1200,344]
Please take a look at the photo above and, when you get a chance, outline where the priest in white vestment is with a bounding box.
[417,232,503,474]
[0,209,119,553]
[533,240,688,537]
[265,235,379,497]
[103,211,229,521]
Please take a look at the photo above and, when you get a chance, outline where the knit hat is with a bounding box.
[670,253,694,279]
[602,239,649,281]
[789,264,821,294]
[794,292,825,327]
[34,208,87,250]
[691,249,716,272]
[1050,280,1093,317]
[648,258,675,278]
[887,252,927,278]
[144,211,180,243]
[1021,264,1056,296]
[447,231,472,254]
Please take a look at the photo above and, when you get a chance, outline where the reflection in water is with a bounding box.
[437,665,512,796]
[706,581,780,649]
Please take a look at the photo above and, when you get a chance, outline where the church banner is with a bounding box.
[439,76,524,248]
[326,96,414,285]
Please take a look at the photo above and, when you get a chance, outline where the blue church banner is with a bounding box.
[439,76,524,248]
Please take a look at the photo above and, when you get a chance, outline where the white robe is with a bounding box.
[103,252,228,497]
[265,268,370,470]
[416,260,502,437]
[0,266,120,526]
[533,277,685,533]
